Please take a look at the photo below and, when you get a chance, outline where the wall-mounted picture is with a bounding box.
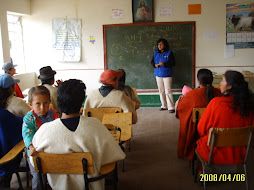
[133,0,153,22]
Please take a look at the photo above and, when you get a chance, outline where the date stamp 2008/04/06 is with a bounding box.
[200,174,245,182]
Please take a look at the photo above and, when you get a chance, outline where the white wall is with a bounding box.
[1,0,254,93]
[14,72,40,91]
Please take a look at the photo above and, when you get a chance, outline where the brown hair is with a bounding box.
[0,87,12,108]
[28,85,50,103]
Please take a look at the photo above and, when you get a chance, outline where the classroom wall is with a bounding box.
[14,72,40,92]
[1,0,254,96]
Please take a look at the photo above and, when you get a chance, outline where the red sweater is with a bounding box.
[177,87,221,161]
[15,83,24,98]
[196,95,254,165]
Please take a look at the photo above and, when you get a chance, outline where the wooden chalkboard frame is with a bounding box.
[103,22,196,92]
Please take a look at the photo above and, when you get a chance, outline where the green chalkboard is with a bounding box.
[103,22,195,90]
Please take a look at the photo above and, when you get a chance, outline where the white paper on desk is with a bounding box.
[224,45,234,58]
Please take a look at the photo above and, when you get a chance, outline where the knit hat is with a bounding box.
[99,70,123,85]
[2,61,17,72]
[0,74,20,88]
[182,85,192,95]
[38,66,56,80]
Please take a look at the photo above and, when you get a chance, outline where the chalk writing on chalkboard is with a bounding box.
[103,22,195,90]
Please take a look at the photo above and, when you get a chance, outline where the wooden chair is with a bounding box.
[104,124,122,144]
[194,126,254,190]
[191,108,206,175]
[132,88,138,97]
[84,107,123,122]
[0,140,29,189]
[212,84,220,89]
[33,152,117,190]
[102,112,132,171]
[132,88,140,110]
[102,112,132,143]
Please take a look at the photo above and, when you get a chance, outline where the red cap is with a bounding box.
[100,70,123,85]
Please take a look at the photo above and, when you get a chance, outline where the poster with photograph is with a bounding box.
[133,0,153,22]
[52,19,81,62]
[226,3,254,49]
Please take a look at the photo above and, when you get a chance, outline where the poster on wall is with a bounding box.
[226,3,254,49]
[52,19,81,62]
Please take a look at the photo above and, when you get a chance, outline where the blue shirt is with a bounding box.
[0,109,23,177]
[152,50,174,77]
[36,109,54,124]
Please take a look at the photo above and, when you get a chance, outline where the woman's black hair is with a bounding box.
[224,70,252,116]
[0,87,12,108]
[157,38,169,52]
[117,69,126,91]
[57,79,86,115]
[197,69,215,103]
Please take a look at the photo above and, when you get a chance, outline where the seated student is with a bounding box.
[117,69,142,109]
[84,69,138,124]
[38,66,62,111]
[31,79,126,190]
[177,69,221,161]
[0,74,30,117]
[0,85,23,188]
[22,86,59,190]
[2,59,24,98]
[197,70,254,164]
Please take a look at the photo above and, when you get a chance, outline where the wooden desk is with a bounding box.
[83,107,123,122]
[102,113,132,142]
[100,161,116,175]
[0,141,25,165]
[109,130,121,144]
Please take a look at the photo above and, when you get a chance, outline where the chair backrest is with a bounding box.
[207,126,254,165]
[84,107,123,121]
[33,152,94,174]
[102,112,132,142]
[192,108,206,123]
[208,126,254,147]
[33,152,116,190]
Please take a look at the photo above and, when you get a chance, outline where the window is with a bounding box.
[7,14,25,73]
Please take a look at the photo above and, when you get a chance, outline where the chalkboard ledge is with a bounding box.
[137,89,182,93]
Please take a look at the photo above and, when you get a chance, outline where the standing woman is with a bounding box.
[151,38,175,113]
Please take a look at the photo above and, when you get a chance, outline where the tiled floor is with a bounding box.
[9,107,254,190]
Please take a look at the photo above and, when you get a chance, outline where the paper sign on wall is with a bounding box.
[158,5,173,17]
[224,45,234,58]
[188,4,201,15]
[112,9,124,19]
[52,19,81,62]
